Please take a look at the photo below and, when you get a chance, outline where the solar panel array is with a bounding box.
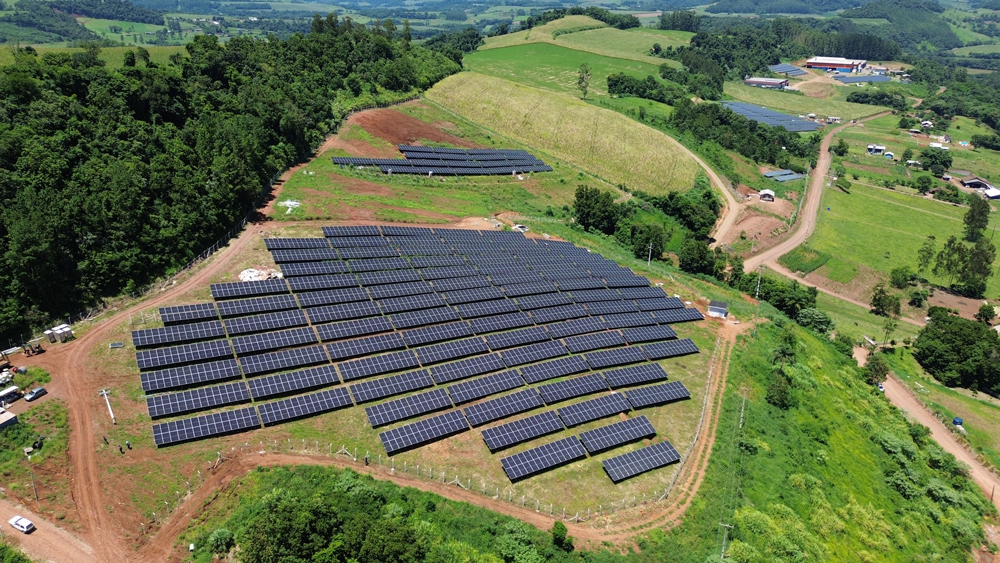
[722,101,821,132]
[331,146,553,176]
[833,74,890,83]
[138,227,702,482]
[768,63,807,76]
[602,440,681,483]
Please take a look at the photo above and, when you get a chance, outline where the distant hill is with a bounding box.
[840,0,961,49]
[50,0,164,25]
[705,0,866,15]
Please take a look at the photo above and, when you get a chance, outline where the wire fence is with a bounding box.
[12,94,423,350]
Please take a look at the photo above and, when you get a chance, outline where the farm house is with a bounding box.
[743,77,788,89]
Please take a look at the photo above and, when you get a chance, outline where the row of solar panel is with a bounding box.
[332,157,544,166]
[141,289,684,348]
[398,145,532,156]
[376,165,554,176]
[722,102,821,132]
[136,301,697,370]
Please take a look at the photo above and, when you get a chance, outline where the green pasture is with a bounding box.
[809,182,1000,294]
[814,291,919,342]
[78,18,167,36]
[464,42,662,99]
[953,43,1000,55]
[724,82,883,121]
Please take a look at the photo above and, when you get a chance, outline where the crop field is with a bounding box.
[808,182,1000,295]
[427,73,699,195]
[724,83,882,122]
[464,43,663,98]
[480,16,690,65]
[0,45,186,68]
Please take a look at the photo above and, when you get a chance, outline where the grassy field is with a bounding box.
[480,15,690,65]
[814,291,920,343]
[0,45,186,68]
[724,82,883,121]
[426,73,699,195]
[953,43,1000,55]
[808,182,1000,295]
[78,17,167,37]
[465,42,663,98]
[886,348,1000,471]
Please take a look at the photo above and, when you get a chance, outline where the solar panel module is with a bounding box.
[625,381,691,409]
[379,410,470,455]
[500,437,587,481]
[578,415,656,454]
[602,440,680,482]
[481,410,565,452]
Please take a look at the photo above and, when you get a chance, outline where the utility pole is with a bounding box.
[647,241,653,267]
[752,262,764,337]
[30,472,37,502]
[719,523,734,560]
[99,389,116,425]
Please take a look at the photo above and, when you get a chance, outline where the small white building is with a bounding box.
[867,144,886,155]
[986,187,1000,199]
[827,116,841,123]
[906,160,921,167]
[921,120,934,128]
[759,189,775,202]
[708,301,729,318]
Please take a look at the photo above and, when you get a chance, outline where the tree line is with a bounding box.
[515,7,640,32]
[0,18,459,341]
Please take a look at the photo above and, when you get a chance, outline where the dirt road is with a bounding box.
[0,498,94,563]
[745,112,891,273]
[883,376,1000,512]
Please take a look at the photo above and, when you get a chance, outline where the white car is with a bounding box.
[8,516,34,533]
[512,224,529,233]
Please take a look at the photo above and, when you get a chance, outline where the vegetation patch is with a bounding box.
[779,246,831,274]
[724,83,881,122]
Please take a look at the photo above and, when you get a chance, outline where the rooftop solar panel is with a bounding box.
[602,440,680,482]
[140,359,242,393]
[625,381,691,409]
[339,350,420,381]
[556,392,632,427]
[349,369,435,403]
[464,388,544,427]
[365,388,453,427]
[500,437,587,481]
[537,373,608,404]
[379,410,469,455]
[258,387,354,426]
[480,410,565,452]
[146,381,250,419]
[429,353,506,384]
[641,338,700,360]
[246,365,341,399]
[578,415,656,454]
[447,370,524,404]
[152,407,260,447]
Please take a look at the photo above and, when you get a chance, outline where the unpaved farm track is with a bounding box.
[28,105,743,562]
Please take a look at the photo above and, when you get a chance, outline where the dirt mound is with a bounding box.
[352,106,479,148]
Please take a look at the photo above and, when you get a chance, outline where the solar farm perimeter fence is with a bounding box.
[8,95,422,354]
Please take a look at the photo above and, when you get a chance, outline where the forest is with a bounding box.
[914,306,1000,394]
[0,19,459,342]
[49,0,165,24]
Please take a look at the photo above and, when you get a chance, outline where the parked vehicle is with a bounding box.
[877,382,885,393]
[23,388,46,402]
[8,516,34,533]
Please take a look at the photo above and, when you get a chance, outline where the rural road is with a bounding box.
[855,348,1000,512]
[745,111,891,272]
[884,376,1000,512]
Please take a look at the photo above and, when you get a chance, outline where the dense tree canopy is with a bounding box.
[0,21,459,340]
[914,306,1000,393]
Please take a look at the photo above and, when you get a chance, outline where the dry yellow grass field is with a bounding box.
[426,72,699,194]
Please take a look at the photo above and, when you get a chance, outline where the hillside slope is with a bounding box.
[426,72,699,195]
